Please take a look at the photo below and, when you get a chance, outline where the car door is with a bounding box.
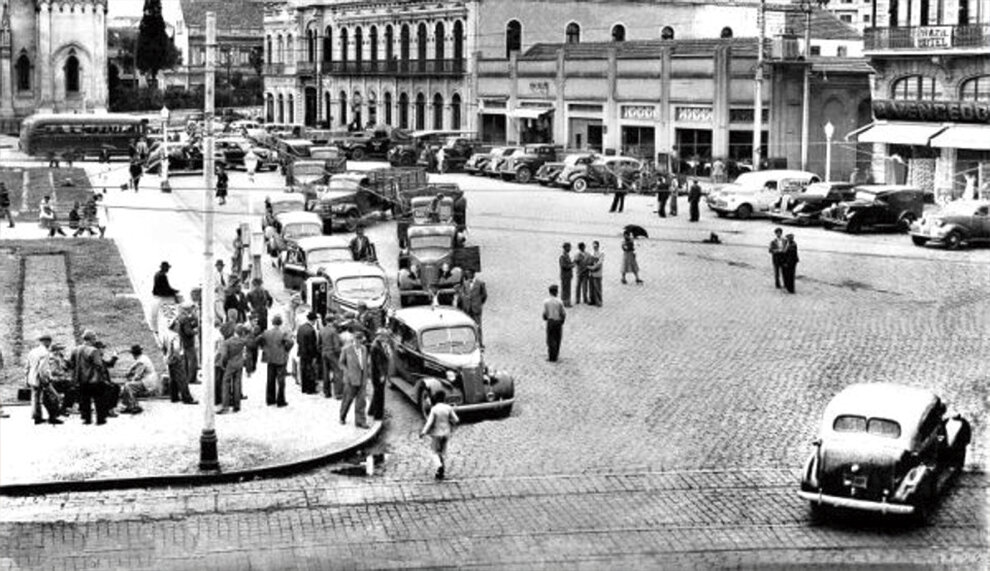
[282,246,307,289]
[973,205,990,240]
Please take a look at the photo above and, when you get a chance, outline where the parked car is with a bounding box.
[536,153,593,186]
[266,211,323,261]
[387,306,515,418]
[799,383,970,521]
[387,130,470,167]
[464,149,494,175]
[485,146,522,177]
[215,138,278,171]
[556,155,641,193]
[280,234,352,289]
[768,182,857,225]
[706,170,820,219]
[262,192,307,227]
[282,235,388,308]
[437,136,482,172]
[312,168,427,233]
[909,200,990,249]
[499,144,559,183]
[338,125,411,161]
[821,185,925,233]
[144,143,204,174]
[398,224,481,307]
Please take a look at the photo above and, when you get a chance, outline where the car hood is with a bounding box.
[423,352,482,370]
[410,248,451,265]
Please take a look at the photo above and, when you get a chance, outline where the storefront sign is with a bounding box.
[675,106,714,123]
[621,105,658,121]
[913,26,952,48]
[873,99,990,125]
[482,99,507,109]
[729,109,770,124]
[522,80,555,99]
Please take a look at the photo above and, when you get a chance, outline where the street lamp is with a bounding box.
[823,120,834,182]
[159,105,170,190]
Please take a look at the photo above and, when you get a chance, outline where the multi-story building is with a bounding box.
[262,0,775,132]
[169,0,264,90]
[821,0,875,32]
[856,0,990,198]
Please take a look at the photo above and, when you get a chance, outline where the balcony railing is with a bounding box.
[325,59,466,77]
[264,63,285,75]
[865,24,990,51]
[296,61,316,75]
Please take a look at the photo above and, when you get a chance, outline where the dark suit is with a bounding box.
[458,278,488,343]
[559,252,574,307]
[368,335,390,420]
[688,183,702,222]
[768,237,786,289]
[320,323,343,397]
[296,321,319,394]
[257,325,292,405]
[781,239,799,293]
[338,343,369,425]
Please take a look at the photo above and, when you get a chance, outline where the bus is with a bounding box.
[19,113,149,158]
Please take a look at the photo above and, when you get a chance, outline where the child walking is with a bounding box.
[419,382,459,481]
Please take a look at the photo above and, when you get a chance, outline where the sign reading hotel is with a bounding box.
[873,99,990,125]
[913,26,952,49]
[676,106,714,123]
[621,105,658,121]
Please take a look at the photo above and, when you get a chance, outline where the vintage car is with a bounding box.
[768,182,857,225]
[214,137,278,171]
[437,136,482,172]
[267,211,323,261]
[464,149,494,175]
[535,153,594,186]
[398,224,480,307]
[799,383,970,521]
[338,125,411,161]
[395,185,465,247]
[313,169,426,233]
[556,155,641,193]
[909,200,990,249]
[387,130,471,167]
[485,147,522,177]
[706,170,820,219]
[261,193,307,237]
[281,235,352,289]
[499,144,560,183]
[821,185,925,233]
[388,306,515,418]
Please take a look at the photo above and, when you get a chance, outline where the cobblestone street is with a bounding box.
[2,167,988,569]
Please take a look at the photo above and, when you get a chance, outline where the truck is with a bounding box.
[311,167,428,233]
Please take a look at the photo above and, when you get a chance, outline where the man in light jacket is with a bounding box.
[338,329,370,428]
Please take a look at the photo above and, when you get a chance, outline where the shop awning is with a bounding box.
[852,122,946,146]
[509,107,553,119]
[929,125,990,151]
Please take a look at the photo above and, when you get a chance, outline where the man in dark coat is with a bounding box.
[768,227,787,289]
[559,242,574,308]
[216,164,229,205]
[296,312,320,394]
[368,328,390,420]
[655,173,671,218]
[452,194,467,228]
[456,269,488,346]
[575,242,590,304]
[246,278,273,330]
[688,179,703,222]
[348,226,376,261]
[70,330,118,425]
[257,314,292,406]
[151,261,180,334]
[320,317,344,398]
[781,233,800,294]
[0,181,14,228]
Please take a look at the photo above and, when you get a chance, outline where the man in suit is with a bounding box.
[256,314,293,407]
[559,242,574,308]
[296,312,320,394]
[575,242,589,304]
[768,228,787,289]
[349,226,376,262]
[456,269,488,346]
[320,317,344,398]
[588,241,604,307]
[339,329,370,428]
[688,179,703,222]
[781,233,800,294]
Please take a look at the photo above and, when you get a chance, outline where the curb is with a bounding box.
[0,419,383,496]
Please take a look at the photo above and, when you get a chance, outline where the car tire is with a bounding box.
[911,236,929,247]
[944,230,963,250]
[350,147,366,161]
[516,167,533,184]
[572,178,588,193]
[418,388,433,420]
[736,204,753,220]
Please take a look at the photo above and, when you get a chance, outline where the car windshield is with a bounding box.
[283,223,322,240]
[832,415,902,439]
[334,276,386,300]
[411,235,452,250]
[307,247,352,265]
[421,326,478,355]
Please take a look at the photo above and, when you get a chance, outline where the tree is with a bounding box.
[136,0,179,85]
[248,46,264,77]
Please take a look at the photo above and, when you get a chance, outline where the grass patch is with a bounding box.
[0,167,92,220]
[0,239,161,403]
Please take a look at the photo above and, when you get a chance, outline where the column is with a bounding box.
[658,47,671,161]
[712,46,730,161]
[935,147,956,201]
[605,47,618,152]
[508,51,518,144]
[38,1,53,111]
[0,17,13,116]
[554,48,566,146]
[95,4,108,110]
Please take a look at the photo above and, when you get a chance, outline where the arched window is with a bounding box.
[276,35,284,63]
[384,91,393,125]
[340,28,349,62]
[960,75,990,102]
[891,75,941,100]
[339,91,348,125]
[323,27,332,62]
[266,36,273,64]
[400,25,411,62]
[433,93,444,129]
[65,53,80,93]
[399,92,409,129]
[453,20,464,64]
[16,54,31,91]
[266,93,274,122]
[370,26,379,62]
[661,26,674,40]
[720,27,733,38]
[506,20,521,59]
[324,91,331,124]
[612,24,626,42]
[307,28,316,62]
[287,34,294,63]
[288,94,295,123]
[435,22,445,61]
[385,25,395,62]
[415,93,426,130]
[417,22,428,69]
[566,22,580,44]
[451,93,461,130]
[355,27,363,63]
[277,94,285,123]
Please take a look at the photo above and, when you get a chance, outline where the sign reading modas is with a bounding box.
[873,99,990,125]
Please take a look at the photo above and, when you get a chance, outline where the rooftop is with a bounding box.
[522,38,763,60]
[179,0,265,31]
[784,6,863,41]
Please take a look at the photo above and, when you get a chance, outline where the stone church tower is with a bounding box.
[0,0,108,130]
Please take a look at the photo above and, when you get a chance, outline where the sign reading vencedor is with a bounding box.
[873,99,990,124]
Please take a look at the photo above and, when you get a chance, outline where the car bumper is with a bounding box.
[453,397,514,415]
[797,491,914,514]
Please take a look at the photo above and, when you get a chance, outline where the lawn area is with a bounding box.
[0,167,92,220]
[0,239,160,404]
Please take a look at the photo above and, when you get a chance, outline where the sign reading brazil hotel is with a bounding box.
[873,99,990,125]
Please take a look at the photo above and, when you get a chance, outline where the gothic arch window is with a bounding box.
[417,23,428,65]
[266,36,273,64]
[323,27,332,62]
[288,94,295,123]
[384,91,393,125]
[661,26,675,40]
[506,20,521,59]
[276,34,284,63]
[266,93,274,122]
[433,93,444,129]
[65,52,80,93]
[339,91,348,125]
[385,25,394,62]
[398,92,409,128]
[566,22,580,44]
[415,93,426,130]
[453,21,464,63]
[451,93,462,130]
[612,24,626,42]
[435,22,445,61]
[277,94,285,122]
[306,27,316,62]
[891,75,941,100]
[370,26,379,62]
[287,34,294,63]
[16,53,31,91]
[340,28,349,62]
[960,75,990,102]
[400,25,410,61]
[324,91,331,123]
[355,27,363,63]
[720,27,733,38]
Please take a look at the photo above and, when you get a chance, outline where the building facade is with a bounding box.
[169,0,264,90]
[0,0,109,131]
[857,0,990,198]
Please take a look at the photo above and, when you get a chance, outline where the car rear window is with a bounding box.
[421,326,477,355]
[832,415,901,439]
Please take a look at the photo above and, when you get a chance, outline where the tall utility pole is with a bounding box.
[800,1,813,171]
[753,0,765,172]
[199,11,219,472]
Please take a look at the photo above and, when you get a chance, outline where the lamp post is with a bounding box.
[824,120,834,182]
[159,105,170,189]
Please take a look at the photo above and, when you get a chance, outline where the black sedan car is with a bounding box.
[768,182,857,225]
[820,186,925,233]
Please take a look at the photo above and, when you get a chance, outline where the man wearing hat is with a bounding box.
[348,226,376,262]
[26,333,62,425]
[163,318,197,404]
[151,261,181,334]
[781,233,800,294]
[338,328,370,428]
[119,344,159,414]
[71,330,119,425]
[256,314,293,407]
[368,328,391,420]
[296,312,320,394]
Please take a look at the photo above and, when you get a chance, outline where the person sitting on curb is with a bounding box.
[119,345,159,414]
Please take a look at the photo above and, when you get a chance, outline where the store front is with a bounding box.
[618,105,658,161]
[567,104,604,151]
[510,105,554,144]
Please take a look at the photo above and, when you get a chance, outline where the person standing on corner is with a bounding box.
[246,278,273,330]
[70,330,118,426]
[215,163,229,206]
[620,231,643,285]
[588,241,604,307]
[669,175,681,216]
[575,242,590,305]
[781,233,800,294]
[320,316,343,399]
[608,164,628,213]
[339,329,370,428]
[296,312,320,395]
[420,382,459,480]
[27,334,62,425]
[768,227,787,289]
[655,173,670,218]
[559,242,574,308]
[257,314,292,407]
[217,325,247,414]
[688,179,703,222]
[151,261,180,335]
[368,327,391,421]
[163,319,197,404]
[543,285,566,362]
[456,269,488,347]
[0,181,14,229]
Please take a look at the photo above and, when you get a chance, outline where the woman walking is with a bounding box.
[620,230,643,285]
[420,382,459,481]
[39,197,66,237]
[216,164,229,206]
[244,148,259,183]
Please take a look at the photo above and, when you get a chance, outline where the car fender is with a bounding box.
[940,223,971,239]
[801,449,819,489]
[945,416,972,449]
[489,370,514,399]
[893,463,934,502]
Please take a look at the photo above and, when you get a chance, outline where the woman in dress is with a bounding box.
[620,230,642,285]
